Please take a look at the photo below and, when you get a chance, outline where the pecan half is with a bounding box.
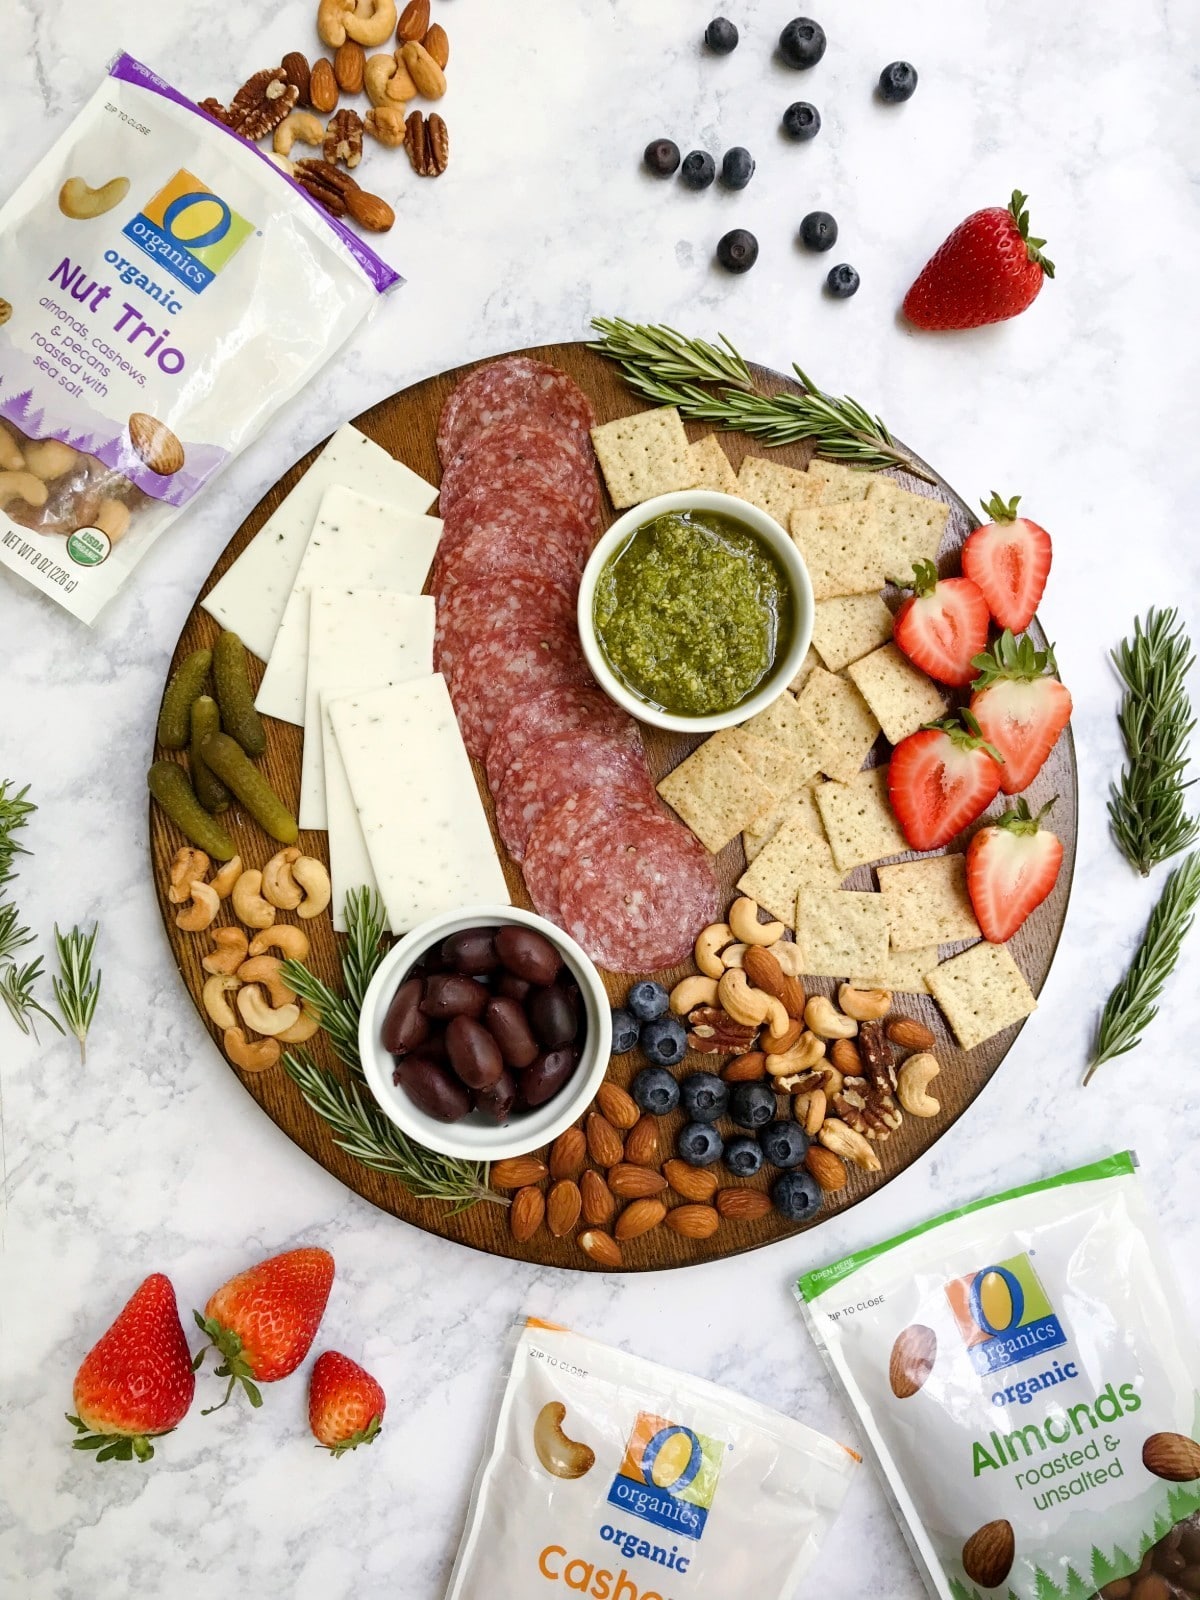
[404,110,449,176]
[199,97,234,126]
[293,158,359,217]
[834,1075,902,1141]
[225,68,299,141]
[324,108,364,168]
[857,1019,898,1094]
[686,1004,759,1055]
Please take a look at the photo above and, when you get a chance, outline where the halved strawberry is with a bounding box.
[892,560,992,686]
[961,494,1052,632]
[969,631,1072,794]
[309,1351,386,1457]
[966,799,1063,942]
[888,710,1005,852]
[193,1247,335,1412]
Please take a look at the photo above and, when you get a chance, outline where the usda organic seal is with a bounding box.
[65,526,111,566]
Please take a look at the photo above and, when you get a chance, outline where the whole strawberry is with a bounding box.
[194,1247,334,1412]
[68,1273,195,1463]
[309,1351,386,1457]
[903,191,1054,331]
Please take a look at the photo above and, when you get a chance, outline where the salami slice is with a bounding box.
[494,727,654,862]
[558,813,721,973]
[433,480,595,586]
[439,422,600,529]
[523,786,661,925]
[445,621,589,759]
[433,574,575,678]
[485,684,634,795]
[437,356,597,467]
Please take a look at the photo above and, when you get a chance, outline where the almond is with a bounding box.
[663,1159,718,1202]
[400,40,446,99]
[491,1155,548,1190]
[615,1198,666,1241]
[422,23,449,68]
[608,1163,667,1198]
[509,1185,544,1243]
[780,975,807,1020]
[1142,1431,1200,1482]
[580,1169,615,1227]
[586,1112,624,1168]
[396,0,430,42]
[804,1145,847,1192]
[722,1051,766,1082]
[549,1126,586,1182]
[715,1188,773,1221]
[334,40,366,93]
[762,1019,804,1055]
[664,1204,720,1240]
[281,51,311,106]
[889,1324,937,1399]
[596,1082,640,1130]
[578,1229,622,1268]
[886,1016,936,1052]
[830,1036,862,1076]
[961,1521,1015,1590]
[623,1115,660,1167]
[546,1180,582,1238]
[743,945,786,999]
[346,188,395,232]
[309,56,339,113]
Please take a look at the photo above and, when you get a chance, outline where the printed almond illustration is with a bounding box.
[129,413,185,477]
[533,1401,596,1480]
[889,1324,937,1399]
[962,1519,1015,1589]
[1142,1431,1200,1483]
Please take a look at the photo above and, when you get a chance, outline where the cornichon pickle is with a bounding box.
[201,732,298,844]
[189,696,232,814]
[147,761,236,859]
[213,630,266,757]
[156,648,212,750]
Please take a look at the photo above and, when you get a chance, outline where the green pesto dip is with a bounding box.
[593,509,793,716]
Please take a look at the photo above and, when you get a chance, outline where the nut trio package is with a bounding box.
[797,1153,1200,1599]
[445,1318,857,1600]
[0,52,398,624]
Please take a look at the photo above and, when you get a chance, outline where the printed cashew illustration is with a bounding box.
[533,1402,595,1481]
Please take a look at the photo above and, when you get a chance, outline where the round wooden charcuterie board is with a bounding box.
[150,340,1077,1271]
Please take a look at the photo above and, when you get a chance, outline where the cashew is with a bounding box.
[761,997,795,1040]
[838,983,892,1022]
[267,153,296,176]
[793,1088,827,1135]
[727,896,786,946]
[202,974,242,1030]
[805,995,858,1040]
[769,940,807,977]
[274,111,326,155]
[236,956,297,1010]
[318,0,397,49]
[670,974,720,1015]
[262,847,303,910]
[0,471,49,510]
[223,1026,280,1074]
[819,1065,845,1102]
[202,927,249,975]
[58,175,131,220]
[897,1053,941,1118]
[819,1117,882,1173]
[167,846,210,903]
[532,1401,595,1481]
[276,1003,321,1044]
[293,856,332,919]
[716,968,788,1035]
[248,924,310,962]
[694,923,733,980]
[364,53,416,106]
[0,423,23,472]
[175,881,220,932]
[764,1031,825,1076]
[231,869,275,930]
[23,439,77,481]
[720,942,748,969]
[210,855,243,900]
[236,984,301,1038]
[364,104,408,146]
[95,499,130,544]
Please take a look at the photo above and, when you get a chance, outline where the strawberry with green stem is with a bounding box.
[962,494,1053,633]
[193,1247,334,1412]
[888,709,1005,853]
[969,631,1073,794]
[967,799,1063,943]
[903,191,1054,331]
[309,1351,386,1457]
[892,559,991,686]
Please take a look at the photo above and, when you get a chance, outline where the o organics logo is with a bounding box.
[605,1413,725,1541]
[123,170,253,292]
[946,1253,1067,1377]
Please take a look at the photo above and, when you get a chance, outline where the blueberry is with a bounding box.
[782,101,820,141]
[728,1080,776,1130]
[677,1122,725,1167]
[626,980,669,1023]
[680,1072,729,1123]
[610,1006,640,1055]
[644,139,681,177]
[779,18,826,69]
[716,228,759,274]
[826,262,860,298]
[760,1120,810,1168]
[772,1169,823,1222]
[878,61,918,103]
[724,1135,764,1178]
[631,1065,680,1117]
[720,147,755,190]
[799,210,838,251]
[639,1015,688,1067]
[704,16,738,53]
[680,150,716,190]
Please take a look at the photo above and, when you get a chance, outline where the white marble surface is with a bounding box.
[2,2,1199,1595]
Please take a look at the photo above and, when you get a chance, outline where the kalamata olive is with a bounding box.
[495,925,563,986]
[497,972,531,1002]
[482,996,539,1069]
[393,1056,472,1122]
[381,977,430,1054]
[421,1027,449,1063]
[441,927,499,975]
[528,984,578,1049]
[421,972,488,1020]
[445,1015,504,1089]
[475,1070,516,1124]
[520,1048,579,1108]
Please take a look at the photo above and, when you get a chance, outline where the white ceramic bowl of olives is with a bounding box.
[358,905,613,1161]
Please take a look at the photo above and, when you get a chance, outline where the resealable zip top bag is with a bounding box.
[445,1319,858,1600]
[797,1153,1200,1599]
[0,53,399,624]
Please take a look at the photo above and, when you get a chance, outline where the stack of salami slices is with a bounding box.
[432,356,719,972]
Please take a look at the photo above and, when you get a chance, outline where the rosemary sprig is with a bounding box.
[1084,851,1200,1084]
[52,924,101,1063]
[589,318,935,481]
[0,779,61,1040]
[1107,608,1199,875]
[0,956,63,1040]
[0,780,35,887]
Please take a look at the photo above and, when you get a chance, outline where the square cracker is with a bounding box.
[926,941,1037,1051]
[743,781,825,862]
[847,643,948,745]
[793,666,881,783]
[790,489,950,600]
[687,433,739,494]
[737,456,808,528]
[814,765,909,873]
[657,738,777,854]
[812,594,895,674]
[877,854,980,950]
[591,407,694,508]
[739,691,821,766]
[852,944,939,995]
[868,478,952,576]
[796,459,876,506]
[796,888,891,979]
[737,815,840,925]
[716,728,813,802]
[790,645,820,693]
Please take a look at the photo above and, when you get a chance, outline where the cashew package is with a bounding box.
[0,52,399,624]
[444,1320,857,1600]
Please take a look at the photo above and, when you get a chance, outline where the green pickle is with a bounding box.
[213,630,266,757]
[156,648,212,750]
[189,696,232,814]
[148,762,236,859]
[201,732,298,844]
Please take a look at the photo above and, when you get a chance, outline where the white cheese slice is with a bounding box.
[328,676,510,934]
[254,486,442,725]
[299,588,435,829]
[201,425,437,662]
[324,702,383,933]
